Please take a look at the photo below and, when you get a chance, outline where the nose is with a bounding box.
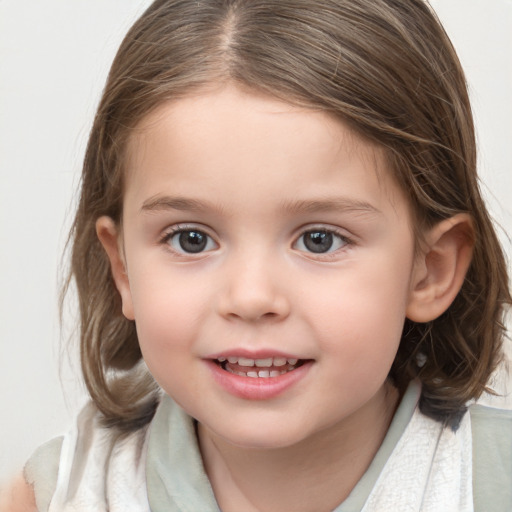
[216,255,291,322]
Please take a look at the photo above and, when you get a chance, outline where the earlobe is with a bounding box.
[406,214,474,323]
[96,216,135,320]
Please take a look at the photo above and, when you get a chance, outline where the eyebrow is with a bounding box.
[141,195,220,214]
[140,195,381,216]
[281,197,382,216]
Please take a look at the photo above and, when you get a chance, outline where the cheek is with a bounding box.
[314,254,412,364]
[129,276,206,396]
[127,270,207,355]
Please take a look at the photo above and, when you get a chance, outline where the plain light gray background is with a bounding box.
[1,0,511,484]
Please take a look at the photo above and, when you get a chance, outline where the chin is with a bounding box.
[210,420,317,451]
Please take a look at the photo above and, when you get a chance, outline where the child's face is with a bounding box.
[115,85,421,449]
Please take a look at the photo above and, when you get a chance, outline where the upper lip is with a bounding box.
[206,349,305,361]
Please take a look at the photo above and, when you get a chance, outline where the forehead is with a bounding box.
[123,85,408,219]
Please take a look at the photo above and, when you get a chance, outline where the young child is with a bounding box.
[5,0,512,510]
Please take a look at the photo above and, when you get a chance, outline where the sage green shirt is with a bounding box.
[25,384,512,511]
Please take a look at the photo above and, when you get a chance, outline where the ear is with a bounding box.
[96,216,135,320]
[406,214,474,323]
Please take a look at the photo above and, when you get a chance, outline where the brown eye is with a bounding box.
[303,231,333,253]
[167,229,217,254]
[303,231,334,253]
[178,231,207,253]
[294,229,348,254]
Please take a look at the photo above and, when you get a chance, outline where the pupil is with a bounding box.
[179,231,207,253]
[304,231,333,253]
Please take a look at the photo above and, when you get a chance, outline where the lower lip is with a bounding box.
[206,360,312,400]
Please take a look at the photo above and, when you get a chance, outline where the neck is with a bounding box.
[198,383,399,512]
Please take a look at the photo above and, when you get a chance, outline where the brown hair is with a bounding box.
[64,0,511,430]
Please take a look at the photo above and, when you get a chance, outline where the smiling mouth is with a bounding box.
[214,356,307,378]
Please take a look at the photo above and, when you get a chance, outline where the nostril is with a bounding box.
[223,304,287,322]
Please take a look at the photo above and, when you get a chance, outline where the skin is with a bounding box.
[97,85,473,512]
[0,474,37,512]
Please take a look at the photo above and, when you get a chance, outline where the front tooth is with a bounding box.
[247,371,258,378]
[258,370,270,378]
[239,357,255,367]
[273,357,287,367]
[228,356,239,364]
[255,358,273,367]
[270,371,281,377]
[287,358,298,365]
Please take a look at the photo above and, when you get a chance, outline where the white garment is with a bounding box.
[48,403,151,512]
[361,401,473,511]
[47,387,474,512]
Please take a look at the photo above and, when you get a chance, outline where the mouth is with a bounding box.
[214,356,307,378]
[207,354,313,399]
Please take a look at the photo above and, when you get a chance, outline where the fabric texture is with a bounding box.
[361,398,473,511]
[24,437,63,512]
[471,404,512,511]
[47,403,150,511]
[25,382,511,511]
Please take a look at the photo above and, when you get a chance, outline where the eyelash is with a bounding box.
[159,224,353,257]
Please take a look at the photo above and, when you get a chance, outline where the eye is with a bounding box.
[294,229,349,254]
[165,228,217,254]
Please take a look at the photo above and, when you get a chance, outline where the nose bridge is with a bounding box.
[217,245,290,321]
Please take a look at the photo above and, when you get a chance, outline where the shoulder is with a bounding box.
[470,402,512,436]
[470,404,512,512]
[23,436,64,512]
[470,403,512,460]
[22,400,145,511]
[27,401,152,510]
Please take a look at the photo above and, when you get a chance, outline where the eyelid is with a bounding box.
[294,223,353,241]
[160,222,214,239]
